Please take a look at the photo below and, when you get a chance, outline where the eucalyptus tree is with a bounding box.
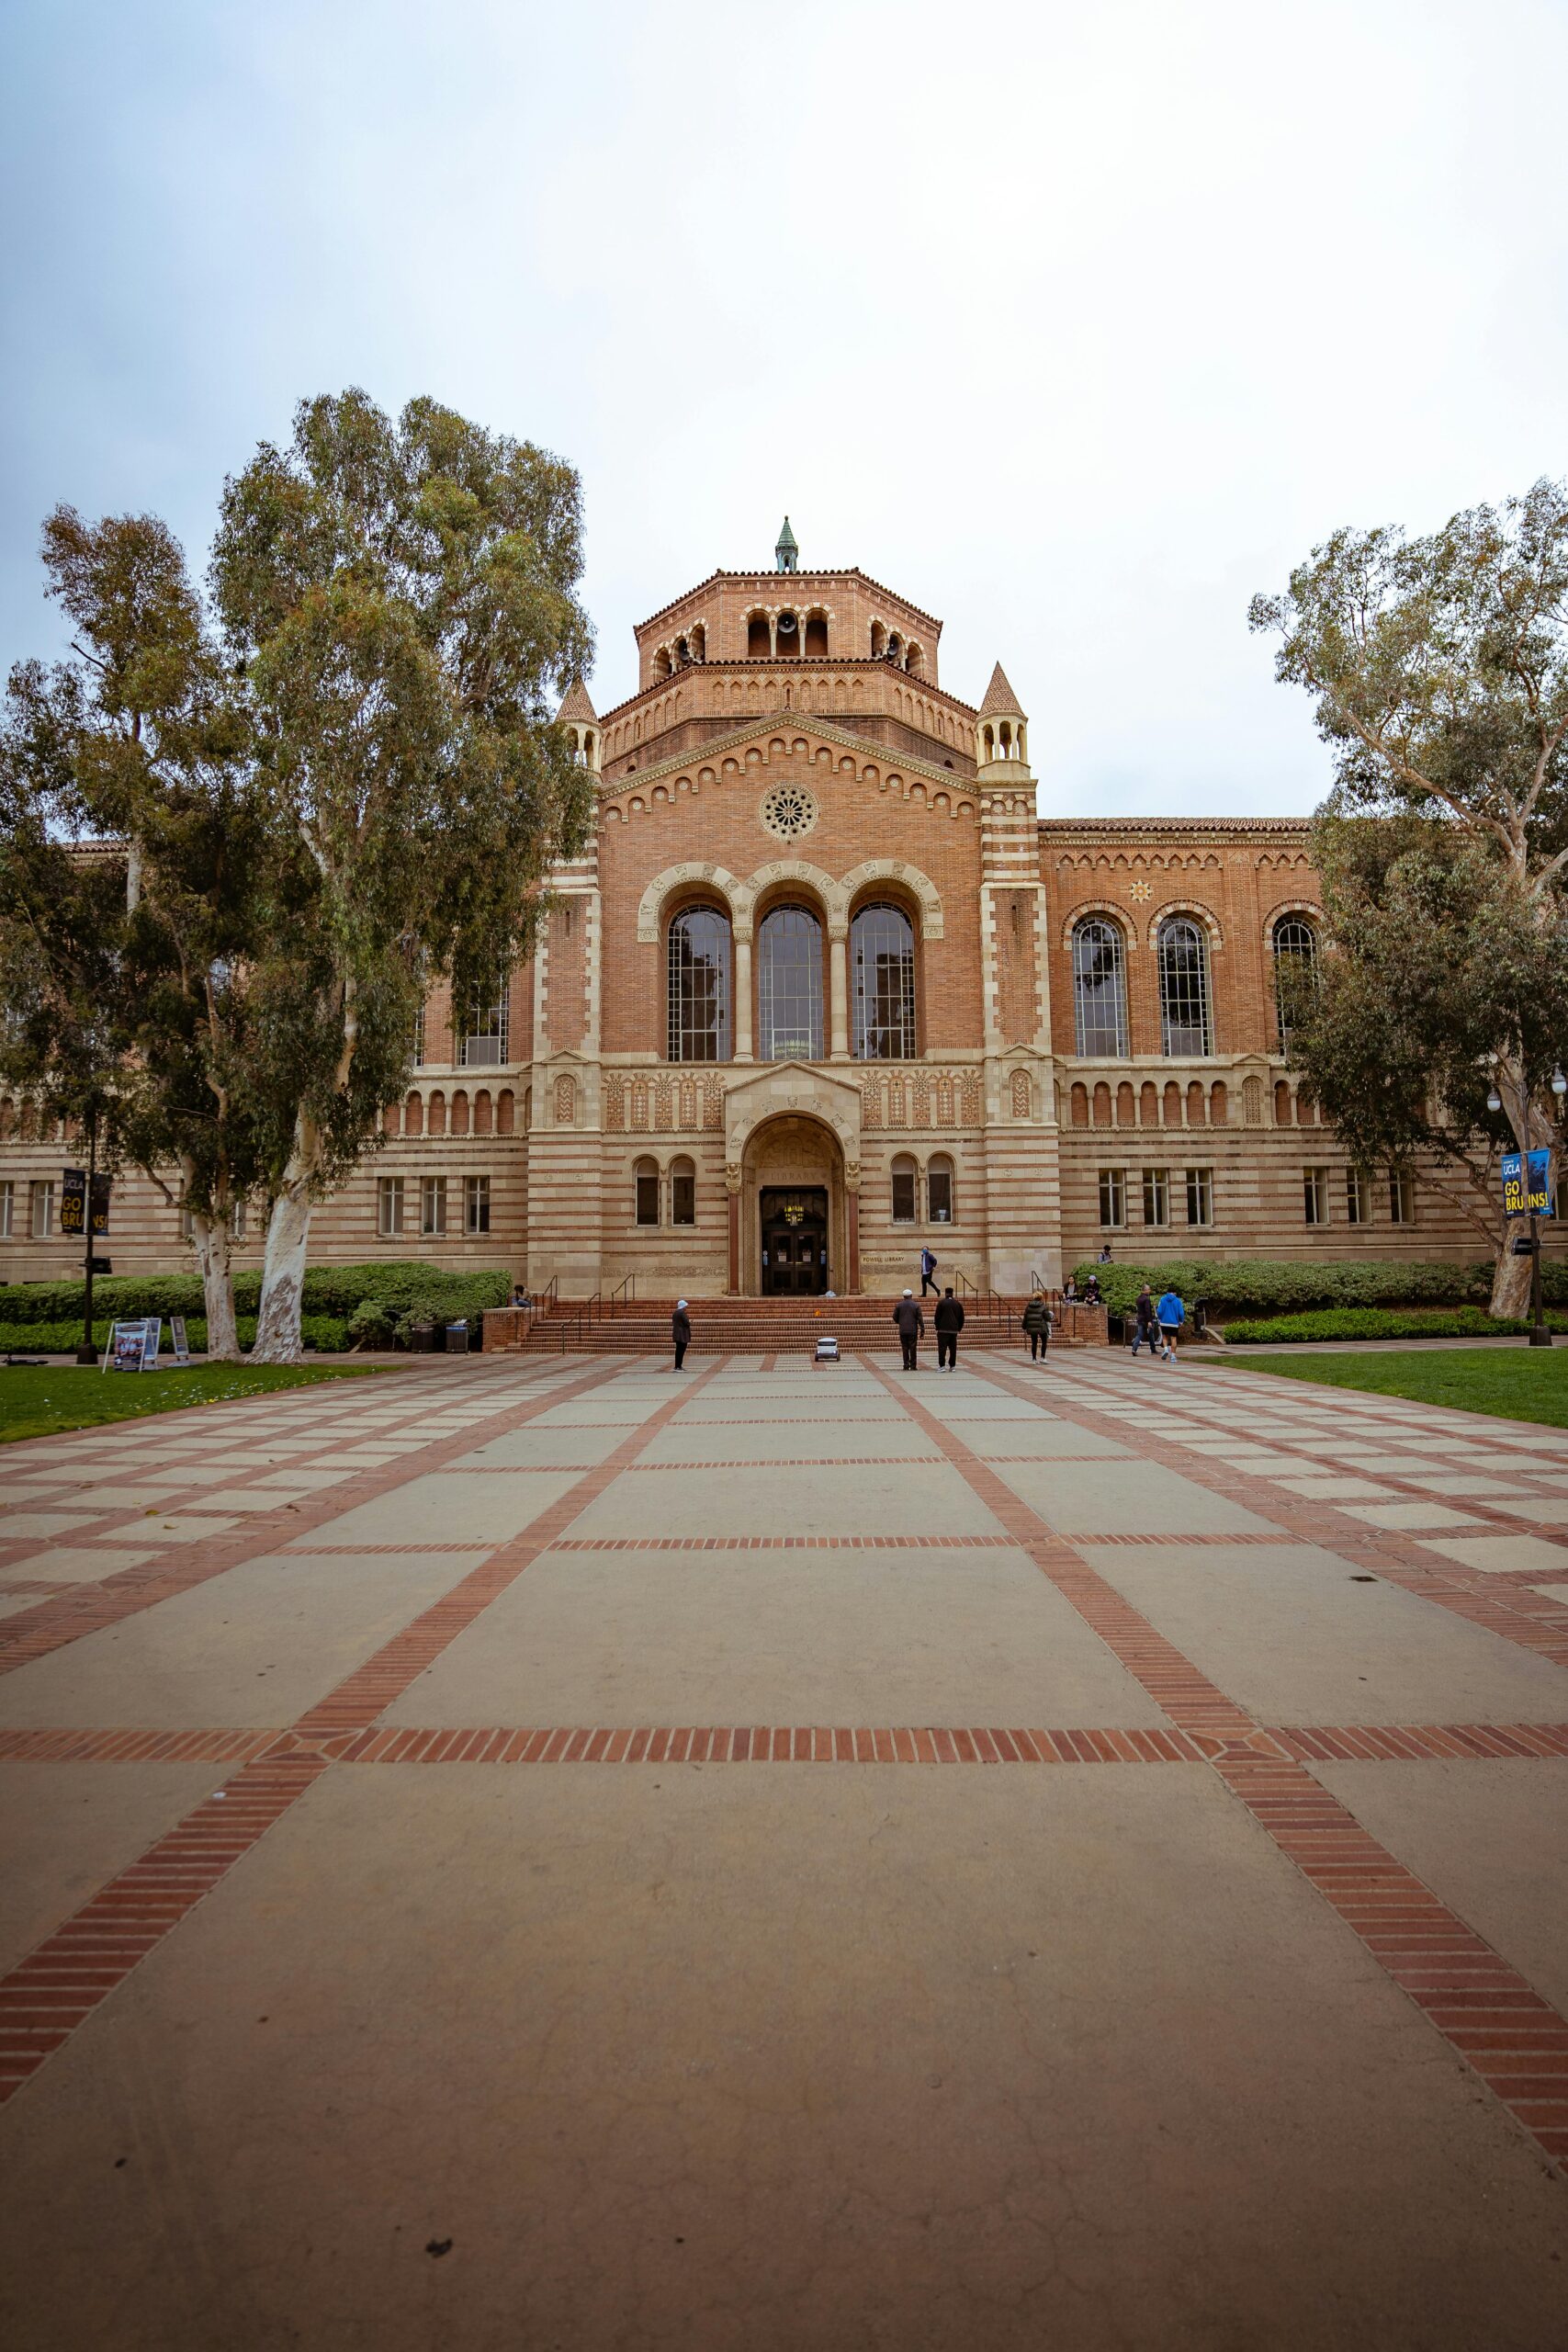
[0,510,266,1357]
[211,390,593,1361]
[1251,478,1568,1315]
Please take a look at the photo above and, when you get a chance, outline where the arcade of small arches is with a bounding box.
[647,612,931,676]
[1066,1073,1326,1132]
[382,1084,521,1140]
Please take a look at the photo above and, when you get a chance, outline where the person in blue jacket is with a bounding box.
[1156,1285,1185,1363]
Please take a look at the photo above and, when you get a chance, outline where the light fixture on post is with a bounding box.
[1552,1068,1567,1099]
[1487,1085,1503,1113]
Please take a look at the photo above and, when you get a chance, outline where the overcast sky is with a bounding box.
[5,0,1566,817]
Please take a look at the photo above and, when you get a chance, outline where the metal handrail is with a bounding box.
[607,1273,636,1317]
[558,1292,599,1351]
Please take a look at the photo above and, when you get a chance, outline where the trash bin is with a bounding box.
[411,1324,440,1353]
[444,1320,469,1354]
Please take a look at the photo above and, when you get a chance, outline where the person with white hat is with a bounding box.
[891,1286,924,1372]
[671,1298,692,1371]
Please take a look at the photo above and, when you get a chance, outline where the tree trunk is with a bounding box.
[253,1113,320,1363]
[1489,1243,1533,1320]
[191,1213,242,1362]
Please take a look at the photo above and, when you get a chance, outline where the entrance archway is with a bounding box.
[740,1114,845,1297]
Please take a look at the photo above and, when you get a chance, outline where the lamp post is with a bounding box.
[1525,1068,1567,1351]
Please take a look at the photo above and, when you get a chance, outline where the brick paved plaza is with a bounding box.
[2,1344,1568,2346]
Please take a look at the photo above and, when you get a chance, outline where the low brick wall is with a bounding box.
[481,1306,533,1351]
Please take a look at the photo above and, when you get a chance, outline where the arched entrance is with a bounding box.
[741,1114,845,1298]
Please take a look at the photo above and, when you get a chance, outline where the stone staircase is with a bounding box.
[506,1293,1032,1356]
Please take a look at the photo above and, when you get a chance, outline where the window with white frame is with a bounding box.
[927,1154,953,1223]
[0,1180,13,1238]
[1072,918,1130,1057]
[378,1176,404,1237]
[466,1175,491,1235]
[1098,1168,1126,1227]
[1185,1167,1213,1227]
[1142,1167,1170,1227]
[1345,1168,1371,1225]
[460,982,510,1067]
[422,1174,447,1236]
[1272,915,1318,1047]
[1303,1166,1329,1226]
[231,1198,247,1241]
[29,1180,54,1238]
[1157,917,1213,1057]
[1388,1168,1415,1225]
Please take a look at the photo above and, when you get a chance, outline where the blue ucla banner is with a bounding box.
[1501,1149,1554,1218]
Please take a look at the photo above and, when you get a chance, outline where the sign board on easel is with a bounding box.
[103,1317,163,1373]
[169,1316,190,1364]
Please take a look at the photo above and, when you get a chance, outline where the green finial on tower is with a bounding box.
[774,515,798,573]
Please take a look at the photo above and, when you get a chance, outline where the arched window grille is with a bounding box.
[758,904,823,1060]
[667,908,731,1062]
[1071,918,1129,1057]
[1157,917,1213,1057]
[852,902,917,1060]
[1271,916,1318,1046]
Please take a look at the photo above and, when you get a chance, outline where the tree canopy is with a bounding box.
[1252,479,1568,1312]
[209,390,594,1359]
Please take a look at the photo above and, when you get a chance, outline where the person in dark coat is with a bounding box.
[1130,1284,1157,1360]
[1021,1293,1051,1362]
[934,1286,964,1371]
[892,1289,925,1371]
[671,1298,692,1371]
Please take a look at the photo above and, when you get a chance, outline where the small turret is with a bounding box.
[774,515,799,574]
[976,662,1030,777]
[557,679,600,773]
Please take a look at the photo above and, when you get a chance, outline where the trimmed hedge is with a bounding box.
[0,1315,352,1355]
[1073,1257,1568,1318]
[1223,1306,1568,1345]
[0,1260,510,1332]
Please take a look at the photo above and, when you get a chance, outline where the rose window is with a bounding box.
[760,783,818,843]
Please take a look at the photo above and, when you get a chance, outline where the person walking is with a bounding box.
[671,1298,692,1372]
[892,1288,925,1371]
[1156,1284,1186,1364]
[1130,1283,1158,1361]
[1021,1292,1051,1363]
[919,1243,940,1298]
[934,1286,964,1371]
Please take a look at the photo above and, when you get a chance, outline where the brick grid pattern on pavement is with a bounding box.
[3,1345,1568,2180]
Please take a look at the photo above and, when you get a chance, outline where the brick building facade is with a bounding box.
[0,528,1500,1296]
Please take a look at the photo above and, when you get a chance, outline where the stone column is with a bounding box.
[734,933,754,1063]
[727,1165,741,1295]
[828,927,849,1059]
[845,1166,861,1294]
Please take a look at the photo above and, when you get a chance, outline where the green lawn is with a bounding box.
[0,1361,384,1445]
[1196,1343,1568,1430]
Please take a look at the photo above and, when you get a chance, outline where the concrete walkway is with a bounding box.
[1,1345,1566,2348]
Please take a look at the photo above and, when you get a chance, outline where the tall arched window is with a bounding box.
[852,902,917,1060]
[635,1157,660,1226]
[667,907,731,1062]
[671,1156,695,1226]
[1157,917,1213,1057]
[1272,915,1318,1046]
[759,904,823,1060]
[1071,918,1129,1057]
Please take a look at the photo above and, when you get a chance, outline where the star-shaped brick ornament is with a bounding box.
[1129,880,1152,901]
